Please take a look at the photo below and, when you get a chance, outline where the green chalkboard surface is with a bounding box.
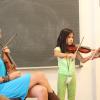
[0,0,79,67]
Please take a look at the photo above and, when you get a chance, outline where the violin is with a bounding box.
[0,33,17,74]
[66,44,92,53]
[2,51,17,73]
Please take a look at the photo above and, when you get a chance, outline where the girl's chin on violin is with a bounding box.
[67,42,73,45]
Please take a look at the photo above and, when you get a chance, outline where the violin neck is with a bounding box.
[5,52,17,67]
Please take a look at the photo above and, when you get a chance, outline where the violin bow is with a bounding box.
[71,37,84,62]
[1,33,17,50]
[74,36,84,54]
[0,33,17,66]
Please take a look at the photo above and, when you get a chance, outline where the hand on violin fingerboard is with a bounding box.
[3,46,10,53]
[91,49,100,60]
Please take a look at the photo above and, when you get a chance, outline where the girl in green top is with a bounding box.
[54,28,95,100]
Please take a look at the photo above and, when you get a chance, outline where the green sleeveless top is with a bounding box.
[54,47,76,76]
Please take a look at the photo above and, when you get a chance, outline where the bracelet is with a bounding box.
[2,75,10,83]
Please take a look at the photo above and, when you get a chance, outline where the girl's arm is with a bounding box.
[8,71,21,80]
[0,71,21,83]
[54,47,76,59]
[54,50,67,58]
[76,51,95,63]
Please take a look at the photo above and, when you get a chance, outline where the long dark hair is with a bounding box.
[56,28,74,53]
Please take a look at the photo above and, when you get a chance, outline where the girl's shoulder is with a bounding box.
[54,47,61,52]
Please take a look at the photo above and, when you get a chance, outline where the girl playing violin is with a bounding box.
[54,28,96,100]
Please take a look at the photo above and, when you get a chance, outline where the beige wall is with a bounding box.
[93,0,100,100]
[79,0,100,100]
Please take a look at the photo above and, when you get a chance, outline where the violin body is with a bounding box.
[2,52,17,73]
[66,45,91,53]
[66,45,100,60]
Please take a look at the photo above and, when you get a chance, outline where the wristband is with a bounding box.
[2,75,10,83]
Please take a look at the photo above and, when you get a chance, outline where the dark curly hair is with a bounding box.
[56,28,74,53]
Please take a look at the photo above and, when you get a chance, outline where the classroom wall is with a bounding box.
[79,0,100,100]
[93,0,100,100]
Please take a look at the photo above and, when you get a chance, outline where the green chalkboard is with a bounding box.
[0,0,79,67]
